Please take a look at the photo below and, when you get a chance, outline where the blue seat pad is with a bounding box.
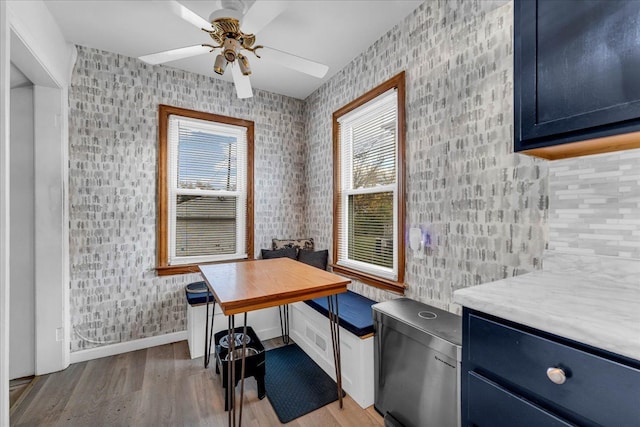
[304,291,376,337]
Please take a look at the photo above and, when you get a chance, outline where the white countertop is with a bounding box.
[453,251,640,361]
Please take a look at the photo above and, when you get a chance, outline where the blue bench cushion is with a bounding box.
[185,281,214,306]
[304,291,376,337]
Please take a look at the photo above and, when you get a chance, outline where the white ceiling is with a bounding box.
[44,0,424,100]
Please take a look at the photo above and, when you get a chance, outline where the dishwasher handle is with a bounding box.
[377,320,385,387]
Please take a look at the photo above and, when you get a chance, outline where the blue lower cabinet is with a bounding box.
[461,308,640,427]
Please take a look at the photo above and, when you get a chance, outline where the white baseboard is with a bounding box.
[69,331,188,364]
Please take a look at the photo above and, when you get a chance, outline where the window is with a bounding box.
[157,105,254,275]
[333,72,405,293]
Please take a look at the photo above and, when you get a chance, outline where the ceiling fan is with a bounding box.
[139,0,329,98]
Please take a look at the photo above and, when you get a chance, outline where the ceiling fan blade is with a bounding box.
[231,63,253,98]
[139,45,209,65]
[260,46,329,79]
[168,0,211,29]
[241,0,288,35]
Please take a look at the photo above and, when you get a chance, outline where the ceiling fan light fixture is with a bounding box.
[223,38,240,63]
[214,54,227,75]
[238,54,251,76]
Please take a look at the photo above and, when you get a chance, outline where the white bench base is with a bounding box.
[186,303,282,359]
[290,301,374,409]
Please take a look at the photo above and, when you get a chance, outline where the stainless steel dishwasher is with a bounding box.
[373,298,462,427]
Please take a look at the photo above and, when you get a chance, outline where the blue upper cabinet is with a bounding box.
[514,0,640,159]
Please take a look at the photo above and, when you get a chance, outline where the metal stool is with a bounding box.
[214,326,266,411]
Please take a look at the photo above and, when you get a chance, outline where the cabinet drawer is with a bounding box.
[467,314,640,426]
[467,372,573,427]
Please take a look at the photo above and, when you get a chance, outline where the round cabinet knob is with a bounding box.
[546,367,567,385]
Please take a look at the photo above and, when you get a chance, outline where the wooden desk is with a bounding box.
[199,258,350,426]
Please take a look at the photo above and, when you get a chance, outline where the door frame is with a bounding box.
[1,1,76,423]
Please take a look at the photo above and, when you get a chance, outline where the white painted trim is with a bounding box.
[0,0,11,423]
[70,331,188,365]
[33,85,68,375]
[7,1,72,88]
[61,82,71,372]
[6,0,76,378]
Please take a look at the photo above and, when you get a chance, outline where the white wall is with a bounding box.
[9,84,35,380]
[1,1,11,423]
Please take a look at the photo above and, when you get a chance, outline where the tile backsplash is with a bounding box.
[548,148,640,259]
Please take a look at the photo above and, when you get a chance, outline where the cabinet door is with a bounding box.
[514,0,640,152]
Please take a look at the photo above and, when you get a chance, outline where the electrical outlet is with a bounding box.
[409,227,426,259]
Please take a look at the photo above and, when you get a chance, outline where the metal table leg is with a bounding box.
[204,295,216,369]
[278,304,290,345]
[226,313,248,427]
[327,294,343,409]
[227,315,235,426]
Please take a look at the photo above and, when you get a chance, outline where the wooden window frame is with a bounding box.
[332,72,406,294]
[156,104,254,276]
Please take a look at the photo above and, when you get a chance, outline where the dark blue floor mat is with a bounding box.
[265,344,343,423]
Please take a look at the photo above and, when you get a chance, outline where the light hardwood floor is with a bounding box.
[10,339,384,427]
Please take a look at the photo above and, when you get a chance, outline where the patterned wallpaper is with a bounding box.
[548,149,640,259]
[68,46,307,351]
[68,0,639,350]
[303,0,548,311]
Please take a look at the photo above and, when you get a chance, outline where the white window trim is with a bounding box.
[167,114,248,265]
[336,88,399,281]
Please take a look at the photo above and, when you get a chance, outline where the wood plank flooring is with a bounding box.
[10,339,384,426]
[9,377,34,409]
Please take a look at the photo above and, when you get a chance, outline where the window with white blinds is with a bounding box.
[335,87,401,282]
[167,114,249,265]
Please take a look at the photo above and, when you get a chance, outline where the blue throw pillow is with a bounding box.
[297,249,328,270]
[261,246,297,260]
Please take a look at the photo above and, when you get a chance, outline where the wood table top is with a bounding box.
[199,258,350,315]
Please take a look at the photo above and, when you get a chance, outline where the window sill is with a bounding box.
[156,258,251,276]
[331,264,405,294]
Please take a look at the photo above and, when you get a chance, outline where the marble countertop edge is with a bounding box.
[453,267,640,362]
